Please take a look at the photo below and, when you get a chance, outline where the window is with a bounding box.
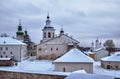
[53,33,54,38]
[39,48,41,51]
[6,47,8,50]
[44,32,46,38]
[48,32,51,38]
[51,48,53,51]
[111,66,112,68]
[63,67,66,72]
[116,66,118,69]
[107,65,110,69]
[56,48,58,51]
[10,52,13,54]
[6,56,8,58]
[3,52,6,54]
[0,47,2,50]
[1,56,3,58]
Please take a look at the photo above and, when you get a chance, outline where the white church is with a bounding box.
[37,14,80,59]
[87,38,108,61]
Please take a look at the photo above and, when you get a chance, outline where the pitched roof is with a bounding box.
[54,48,94,63]
[93,48,106,52]
[0,37,26,45]
[65,73,114,79]
[101,52,120,62]
[40,34,79,45]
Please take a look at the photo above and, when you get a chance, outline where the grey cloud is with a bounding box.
[0,0,120,47]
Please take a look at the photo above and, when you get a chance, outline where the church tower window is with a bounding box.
[53,33,54,38]
[44,32,46,38]
[48,32,51,38]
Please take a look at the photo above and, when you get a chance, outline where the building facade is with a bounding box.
[0,36,27,62]
[37,14,79,60]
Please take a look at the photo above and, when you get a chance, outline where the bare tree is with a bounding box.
[103,40,115,56]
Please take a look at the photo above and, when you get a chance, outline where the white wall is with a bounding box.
[94,49,108,61]
[55,62,93,73]
[0,45,27,62]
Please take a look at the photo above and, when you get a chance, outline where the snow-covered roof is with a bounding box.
[54,48,94,63]
[65,73,114,79]
[72,69,87,74]
[0,37,26,45]
[0,58,11,60]
[101,52,120,62]
[115,52,120,55]
[85,51,94,55]
[93,48,106,52]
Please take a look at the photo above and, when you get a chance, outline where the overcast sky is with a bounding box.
[0,0,120,47]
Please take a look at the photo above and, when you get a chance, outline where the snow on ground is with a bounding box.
[18,60,54,72]
[0,58,120,78]
[0,59,70,76]
[94,62,120,78]
[0,60,54,72]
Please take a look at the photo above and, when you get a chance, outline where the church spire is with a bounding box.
[45,13,51,27]
[18,19,22,31]
[16,19,24,40]
[47,12,50,19]
[60,25,64,36]
[42,13,55,42]
[96,37,99,42]
[19,19,21,26]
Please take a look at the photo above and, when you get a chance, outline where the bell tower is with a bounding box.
[16,19,24,41]
[42,13,55,42]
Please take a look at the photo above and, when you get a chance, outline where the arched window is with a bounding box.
[44,32,46,38]
[48,32,51,38]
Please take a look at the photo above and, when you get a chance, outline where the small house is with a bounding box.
[54,48,94,73]
[101,52,120,70]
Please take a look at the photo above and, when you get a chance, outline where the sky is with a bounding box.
[0,0,120,47]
